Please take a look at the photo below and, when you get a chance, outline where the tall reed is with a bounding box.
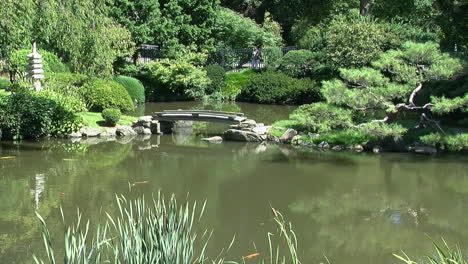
[394,238,467,264]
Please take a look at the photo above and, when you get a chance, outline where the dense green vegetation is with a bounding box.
[0,0,466,148]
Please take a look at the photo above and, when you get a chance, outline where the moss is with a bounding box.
[79,112,137,128]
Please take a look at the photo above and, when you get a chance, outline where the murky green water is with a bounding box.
[1,102,467,264]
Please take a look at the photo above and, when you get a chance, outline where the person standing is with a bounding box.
[251,46,260,70]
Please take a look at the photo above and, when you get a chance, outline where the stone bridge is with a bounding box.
[153,110,247,124]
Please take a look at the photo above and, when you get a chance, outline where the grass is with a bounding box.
[33,194,303,264]
[79,112,137,128]
[394,238,467,264]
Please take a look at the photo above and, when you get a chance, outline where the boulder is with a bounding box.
[291,135,302,145]
[80,127,101,137]
[332,145,344,151]
[373,146,382,154]
[133,126,152,135]
[201,136,223,143]
[280,129,298,143]
[100,128,116,137]
[411,146,437,155]
[138,116,153,123]
[116,126,137,137]
[69,131,82,138]
[242,119,256,127]
[223,129,263,142]
[351,145,364,152]
[252,126,269,135]
[267,134,280,143]
[150,120,161,134]
[318,141,330,150]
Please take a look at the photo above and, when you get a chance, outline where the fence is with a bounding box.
[135,44,298,70]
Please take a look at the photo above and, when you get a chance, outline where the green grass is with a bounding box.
[394,238,467,264]
[79,112,137,128]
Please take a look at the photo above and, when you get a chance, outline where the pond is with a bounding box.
[1,102,467,264]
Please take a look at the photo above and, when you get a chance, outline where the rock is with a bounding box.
[291,135,302,145]
[373,146,382,153]
[133,126,152,135]
[267,134,280,143]
[411,146,437,155]
[116,126,137,137]
[252,126,268,135]
[280,129,298,143]
[100,128,116,137]
[223,129,263,142]
[351,145,364,152]
[138,116,153,123]
[69,131,82,138]
[308,133,320,139]
[79,127,101,137]
[332,145,344,151]
[201,136,223,143]
[150,120,161,134]
[242,119,256,126]
[318,141,330,150]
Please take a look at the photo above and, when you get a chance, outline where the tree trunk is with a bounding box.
[360,0,372,16]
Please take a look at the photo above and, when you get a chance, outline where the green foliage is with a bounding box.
[7,49,68,79]
[290,103,353,133]
[0,90,83,139]
[431,94,468,114]
[356,122,408,138]
[276,50,315,78]
[213,8,283,49]
[304,129,377,146]
[325,14,390,69]
[81,79,134,112]
[0,78,10,90]
[420,133,468,152]
[204,65,226,95]
[394,238,467,264]
[80,112,136,128]
[114,75,146,104]
[219,70,257,101]
[141,57,210,101]
[101,108,121,127]
[36,0,135,77]
[240,72,321,104]
[0,0,36,58]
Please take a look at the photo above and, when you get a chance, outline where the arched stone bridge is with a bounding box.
[153,110,247,124]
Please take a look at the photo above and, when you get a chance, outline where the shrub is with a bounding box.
[290,102,353,133]
[0,78,10,90]
[114,75,145,104]
[240,72,322,104]
[420,133,468,151]
[304,129,377,146]
[101,108,121,126]
[7,49,68,79]
[81,79,134,112]
[141,58,210,101]
[43,73,89,104]
[0,90,83,139]
[205,65,226,94]
[113,60,139,77]
[276,50,315,78]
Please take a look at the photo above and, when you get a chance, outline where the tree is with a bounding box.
[110,0,162,63]
[36,0,134,77]
[0,0,36,58]
[320,42,463,135]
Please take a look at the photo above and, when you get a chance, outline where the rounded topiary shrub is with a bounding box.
[114,75,145,104]
[205,64,226,94]
[240,72,322,104]
[276,49,315,78]
[102,108,121,127]
[81,79,134,112]
[7,49,68,78]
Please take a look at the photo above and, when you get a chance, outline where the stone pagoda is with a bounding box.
[27,43,44,91]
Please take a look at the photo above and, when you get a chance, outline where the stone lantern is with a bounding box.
[27,43,44,91]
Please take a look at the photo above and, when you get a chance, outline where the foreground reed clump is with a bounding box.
[33,193,302,264]
[394,238,467,264]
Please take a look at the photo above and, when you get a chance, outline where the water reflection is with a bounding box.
[1,102,468,264]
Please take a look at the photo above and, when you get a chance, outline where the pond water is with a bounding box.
[1,102,467,264]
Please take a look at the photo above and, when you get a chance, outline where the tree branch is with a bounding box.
[409,83,423,106]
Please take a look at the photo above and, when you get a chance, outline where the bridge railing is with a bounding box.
[153,110,246,124]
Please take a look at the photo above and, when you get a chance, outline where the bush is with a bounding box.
[304,129,377,146]
[290,102,353,133]
[7,49,68,79]
[141,58,210,101]
[420,133,468,151]
[205,65,226,95]
[101,108,121,126]
[113,60,139,77]
[81,79,134,112]
[114,75,145,104]
[0,90,83,139]
[276,50,315,78]
[223,69,257,100]
[43,73,89,104]
[240,72,322,104]
[0,78,10,90]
